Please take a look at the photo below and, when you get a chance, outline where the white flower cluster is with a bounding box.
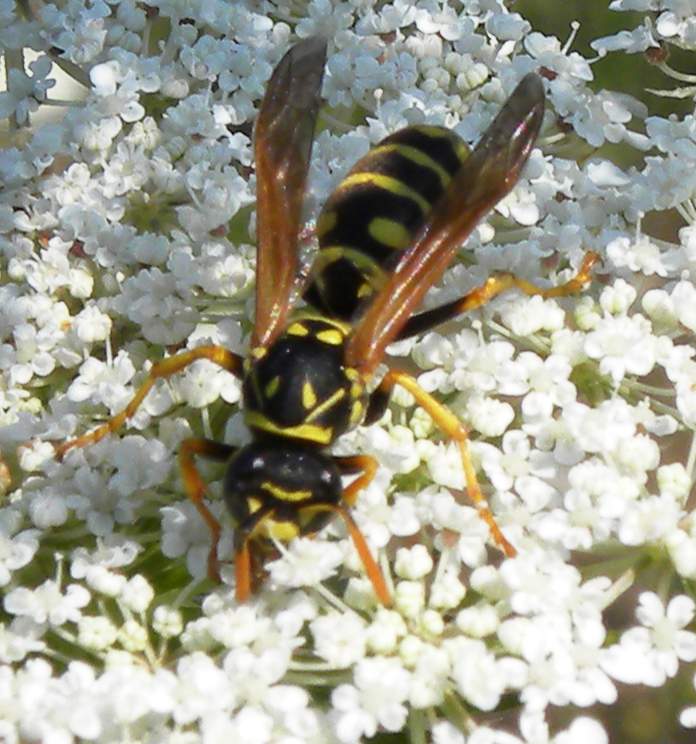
[1,1,696,742]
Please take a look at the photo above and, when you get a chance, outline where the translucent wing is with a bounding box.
[345,74,545,373]
[253,37,327,348]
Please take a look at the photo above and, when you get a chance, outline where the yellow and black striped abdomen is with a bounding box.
[305,125,470,321]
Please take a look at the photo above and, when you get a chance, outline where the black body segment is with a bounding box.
[242,314,367,446]
[305,125,470,321]
[224,440,343,541]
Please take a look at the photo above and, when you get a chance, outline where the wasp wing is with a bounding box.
[345,73,545,374]
[253,37,327,348]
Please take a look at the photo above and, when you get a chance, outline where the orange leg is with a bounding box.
[400,251,600,338]
[332,455,390,604]
[377,370,516,558]
[298,498,390,606]
[231,505,275,603]
[234,538,253,603]
[334,503,391,606]
[334,454,379,506]
[178,437,237,582]
[55,345,243,458]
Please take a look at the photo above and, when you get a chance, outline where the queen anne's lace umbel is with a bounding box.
[2,1,696,742]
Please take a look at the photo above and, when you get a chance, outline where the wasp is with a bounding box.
[56,38,597,605]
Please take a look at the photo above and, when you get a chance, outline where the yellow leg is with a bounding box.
[178,437,236,582]
[55,345,243,458]
[379,370,515,558]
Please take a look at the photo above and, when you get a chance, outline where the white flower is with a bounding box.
[77,615,118,651]
[602,592,696,686]
[584,313,656,383]
[66,350,137,411]
[0,56,55,124]
[311,611,366,668]
[0,518,39,587]
[266,537,345,591]
[331,657,411,742]
[448,637,525,711]
[119,574,154,613]
[4,580,90,627]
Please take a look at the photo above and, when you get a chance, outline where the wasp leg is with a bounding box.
[306,498,391,606]
[398,251,599,339]
[179,437,237,583]
[334,454,379,506]
[375,369,516,558]
[233,513,271,603]
[56,345,244,458]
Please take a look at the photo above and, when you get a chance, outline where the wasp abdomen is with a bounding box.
[306,125,470,320]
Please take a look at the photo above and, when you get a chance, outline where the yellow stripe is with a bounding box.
[409,125,470,163]
[245,411,333,444]
[289,310,352,336]
[304,388,346,424]
[338,172,430,214]
[312,246,386,291]
[370,143,452,187]
[261,481,312,502]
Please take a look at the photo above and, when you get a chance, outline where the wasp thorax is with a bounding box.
[242,316,367,447]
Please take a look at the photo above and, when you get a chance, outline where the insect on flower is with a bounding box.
[56,38,597,605]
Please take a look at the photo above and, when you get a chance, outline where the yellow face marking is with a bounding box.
[371,142,452,188]
[245,411,333,444]
[315,328,343,345]
[368,216,412,250]
[287,322,309,337]
[263,520,300,541]
[250,347,267,360]
[316,210,337,237]
[265,376,281,398]
[345,367,360,382]
[247,497,263,514]
[304,387,346,424]
[261,481,312,503]
[339,172,430,214]
[302,380,318,409]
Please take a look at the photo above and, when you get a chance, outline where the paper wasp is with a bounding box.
[56,38,597,605]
